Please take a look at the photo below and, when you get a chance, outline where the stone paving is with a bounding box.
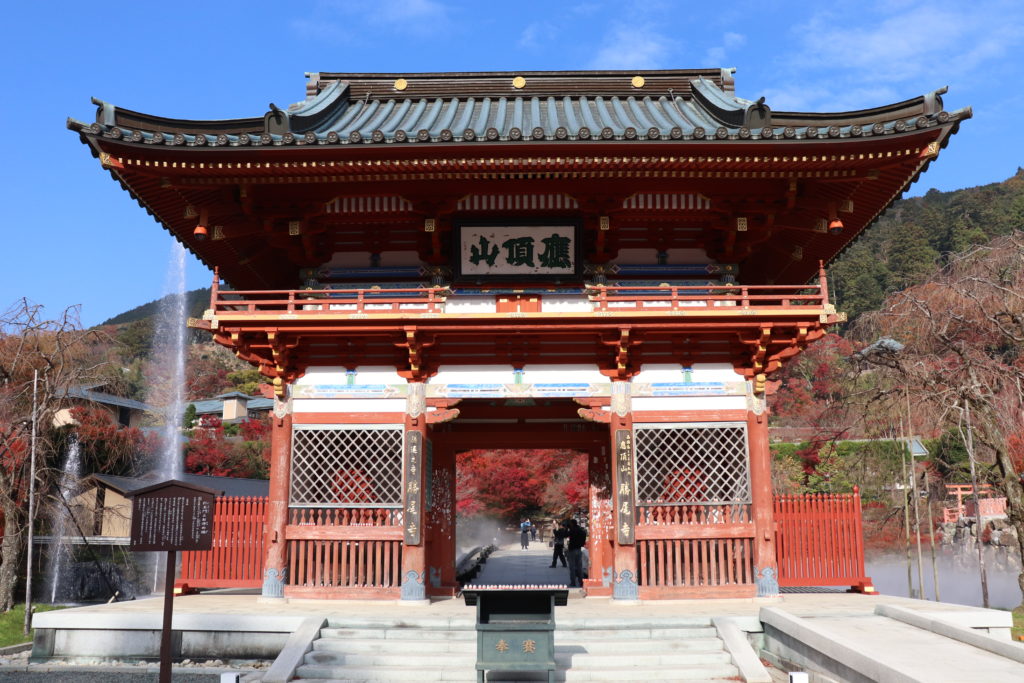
[465,542,572,588]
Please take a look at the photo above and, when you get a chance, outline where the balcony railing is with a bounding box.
[208,266,832,319]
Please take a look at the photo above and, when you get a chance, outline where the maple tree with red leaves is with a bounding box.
[67,405,154,476]
[184,415,270,479]
[456,449,587,522]
[770,333,864,480]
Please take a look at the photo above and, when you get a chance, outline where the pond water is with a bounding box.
[867,546,1022,610]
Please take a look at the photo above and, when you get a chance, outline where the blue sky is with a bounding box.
[2,0,1022,327]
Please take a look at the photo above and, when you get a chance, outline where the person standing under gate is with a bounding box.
[520,518,531,550]
[565,519,587,587]
[549,520,568,568]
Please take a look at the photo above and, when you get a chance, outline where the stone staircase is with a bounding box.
[293,616,741,682]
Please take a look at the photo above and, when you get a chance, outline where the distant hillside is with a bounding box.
[830,168,1024,321]
[101,288,211,327]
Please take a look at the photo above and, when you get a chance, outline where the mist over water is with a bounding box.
[867,548,1022,609]
[147,241,187,480]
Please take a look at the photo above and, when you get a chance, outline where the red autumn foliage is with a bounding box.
[184,415,270,479]
[184,356,233,400]
[456,449,586,522]
[69,405,155,474]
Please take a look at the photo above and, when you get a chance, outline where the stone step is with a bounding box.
[320,625,718,641]
[304,649,733,669]
[320,627,476,640]
[314,635,725,655]
[296,662,739,681]
[314,638,476,654]
[321,616,714,631]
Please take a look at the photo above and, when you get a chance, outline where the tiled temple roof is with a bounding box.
[68,69,970,148]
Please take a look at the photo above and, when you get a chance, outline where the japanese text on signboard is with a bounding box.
[459,226,577,276]
[615,429,636,545]
[130,491,214,551]
[404,431,422,545]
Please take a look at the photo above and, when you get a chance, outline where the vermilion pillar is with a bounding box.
[747,410,779,597]
[425,444,457,596]
[584,442,614,597]
[261,401,292,599]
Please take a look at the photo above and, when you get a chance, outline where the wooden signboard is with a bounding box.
[404,431,423,545]
[129,481,217,551]
[614,430,636,545]
[455,222,582,280]
[127,479,221,683]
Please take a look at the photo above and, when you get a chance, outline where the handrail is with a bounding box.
[207,275,832,317]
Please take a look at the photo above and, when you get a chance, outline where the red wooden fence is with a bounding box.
[774,487,872,591]
[284,506,404,599]
[179,493,873,594]
[179,496,266,589]
[634,503,755,598]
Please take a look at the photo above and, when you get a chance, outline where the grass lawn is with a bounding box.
[1013,606,1024,642]
[0,604,66,648]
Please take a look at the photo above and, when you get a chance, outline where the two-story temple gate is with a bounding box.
[69,67,966,601]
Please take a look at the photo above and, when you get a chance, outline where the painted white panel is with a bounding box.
[634,364,744,384]
[293,398,406,414]
[634,364,685,383]
[634,362,741,385]
[297,366,404,385]
[432,365,515,384]
[520,365,607,384]
[445,296,497,313]
[633,396,746,412]
[541,296,591,313]
[692,363,746,382]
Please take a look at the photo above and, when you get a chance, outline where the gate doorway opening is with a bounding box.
[430,399,610,591]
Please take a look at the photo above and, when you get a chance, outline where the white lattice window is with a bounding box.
[290,425,404,506]
[633,423,750,505]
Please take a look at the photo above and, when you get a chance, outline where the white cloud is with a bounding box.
[590,26,671,70]
[702,32,746,67]
[291,0,453,41]
[767,1,1024,111]
[519,21,558,50]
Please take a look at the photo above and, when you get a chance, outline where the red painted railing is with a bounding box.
[942,484,1005,522]
[179,496,266,589]
[774,488,871,590]
[211,284,449,316]
[207,266,830,318]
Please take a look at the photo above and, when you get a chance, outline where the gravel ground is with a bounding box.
[0,649,267,682]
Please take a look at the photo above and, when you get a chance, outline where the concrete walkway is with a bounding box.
[22,546,1024,682]
[466,542,572,588]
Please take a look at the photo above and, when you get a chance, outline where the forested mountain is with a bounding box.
[830,169,1024,321]
[101,287,211,326]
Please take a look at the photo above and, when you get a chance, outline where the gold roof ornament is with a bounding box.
[631,76,646,88]
[512,76,526,89]
[394,78,408,91]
